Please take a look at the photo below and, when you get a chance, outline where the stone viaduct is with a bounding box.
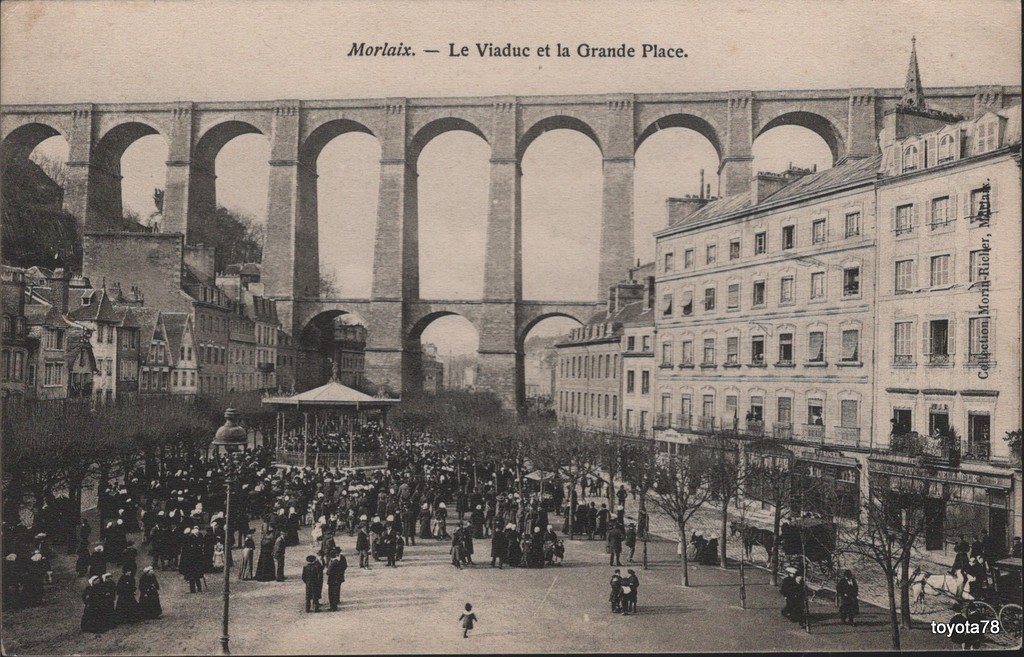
[1,85,1019,406]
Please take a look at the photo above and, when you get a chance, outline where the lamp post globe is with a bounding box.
[211,408,247,455]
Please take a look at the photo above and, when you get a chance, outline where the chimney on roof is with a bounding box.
[644,275,656,310]
[667,195,712,226]
[607,280,645,314]
[751,170,800,204]
[699,169,705,199]
[45,267,70,314]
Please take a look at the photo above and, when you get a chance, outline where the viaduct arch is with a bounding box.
[2,85,1019,407]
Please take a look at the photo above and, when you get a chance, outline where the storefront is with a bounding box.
[867,457,1014,553]
[792,448,861,520]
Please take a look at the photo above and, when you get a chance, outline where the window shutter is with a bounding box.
[947,317,956,355]
[921,320,931,355]
[891,206,897,232]
[911,204,918,229]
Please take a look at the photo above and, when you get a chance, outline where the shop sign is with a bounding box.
[869,461,1009,489]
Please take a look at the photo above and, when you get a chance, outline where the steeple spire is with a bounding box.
[901,36,926,109]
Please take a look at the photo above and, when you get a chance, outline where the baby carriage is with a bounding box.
[544,538,565,565]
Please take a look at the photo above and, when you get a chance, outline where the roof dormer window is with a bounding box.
[902,144,919,173]
[938,133,956,163]
[975,121,998,154]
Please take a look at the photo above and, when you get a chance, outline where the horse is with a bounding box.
[904,567,976,610]
[730,521,775,562]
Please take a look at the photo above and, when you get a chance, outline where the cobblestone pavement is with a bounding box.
[3,510,968,655]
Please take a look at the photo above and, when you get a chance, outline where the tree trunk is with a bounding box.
[886,576,901,650]
[679,518,690,587]
[770,504,782,586]
[899,554,913,628]
[720,493,729,569]
[67,472,85,554]
[640,492,649,570]
[739,553,747,608]
[568,477,576,540]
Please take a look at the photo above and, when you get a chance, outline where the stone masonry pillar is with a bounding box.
[599,97,636,298]
[162,103,196,236]
[263,102,317,333]
[62,105,99,232]
[844,90,877,161]
[719,92,754,198]
[478,98,523,408]
[365,99,414,395]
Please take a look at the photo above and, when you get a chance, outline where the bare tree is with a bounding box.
[742,440,795,586]
[534,423,599,540]
[617,435,659,569]
[648,444,715,586]
[694,433,745,569]
[837,473,949,650]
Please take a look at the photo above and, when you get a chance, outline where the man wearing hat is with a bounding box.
[356,521,371,569]
[325,548,348,611]
[302,555,324,612]
[780,566,805,623]
[624,522,638,563]
[490,524,506,569]
[273,529,287,581]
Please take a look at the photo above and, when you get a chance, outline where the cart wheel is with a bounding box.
[967,600,998,643]
[998,604,1022,647]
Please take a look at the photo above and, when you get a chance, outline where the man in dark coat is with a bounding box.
[273,532,287,581]
[625,523,638,562]
[606,522,624,566]
[326,550,347,611]
[356,525,371,569]
[490,526,506,568]
[461,523,475,565]
[780,568,805,622]
[302,555,324,612]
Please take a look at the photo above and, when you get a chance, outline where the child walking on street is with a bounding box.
[459,602,477,638]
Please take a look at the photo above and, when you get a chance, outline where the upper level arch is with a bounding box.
[193,120,265,171]
[636,112,723,160]
[0,122,63,162]
[299,118,376,169]
[755,110,846,164]
[93,120,164,172]
[518,114,602,161]
[410,117,488,167]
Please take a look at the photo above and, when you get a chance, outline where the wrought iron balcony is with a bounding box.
[928,353,952,366]
[745,420,765,437]
[893,354,914,366]
[673,414,692,430]
[962,441,991,461]
[888,431,959,464]
[833,426,861,447]
[803,424,826,441]
[654,413,672,430]
[773,423,793,440]
[698,415,716,432]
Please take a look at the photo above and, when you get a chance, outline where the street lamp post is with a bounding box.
[210,408,248,656]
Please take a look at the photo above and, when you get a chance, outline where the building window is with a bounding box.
[641,371,650,395]
[702,338,716,365]
[967,413,991,457]
[975,122,997,153]
[902,145,919,172]
[661,342,673,367]
[626,370,635,393]
[726,336,739,365]
[930,255,951,287]
[684,249,694,269]
[778,333,793,364]
[729,240,741,260]
[894,322,913,364]
[810,272,825,300]
[754,231,767,255]
[808,331,825,362]
[681,290,693,316]
[925,319,953,364]
[702,394,715,419]
[706,244,717,265]
[968,317,990,363]
[930,196,951,229]
[841,329,860,362]
[727,284,740,310]
[968,250,989,283]
[627,336,635,351]
[970,186,991,223]
[681,341,693,366]
[751,335,765,365]
[807,400,824,426]
[752,281,765,307]
[840,400,859,428]
[664,252,675,273]
[812,219,826,244]
[780,277,794,304]
[844,212,861,238]
[843,267,860,296]
[725,395,738,424]
[895,204,914,235]
[782,225,795,250]
[704,287,716,311]
[642,335,650,351]
[895,259,914,293]
[938,134,956,163]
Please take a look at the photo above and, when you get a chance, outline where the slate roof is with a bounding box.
[161,312,190,366]
[668,155,881,231]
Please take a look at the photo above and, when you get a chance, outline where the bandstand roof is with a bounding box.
[262,379,400,410]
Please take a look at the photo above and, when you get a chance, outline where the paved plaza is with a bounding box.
[4,510,962,655]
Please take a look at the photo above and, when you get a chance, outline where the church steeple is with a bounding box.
[901,36,926,109]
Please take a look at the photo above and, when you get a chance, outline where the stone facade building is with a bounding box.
[1,267,31,406]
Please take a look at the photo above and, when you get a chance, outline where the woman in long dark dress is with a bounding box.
[505,526,522,567]
[254,532,277,581]
[285,509,301,547]
[527,526,545,568]
[114,568,140,624]
[81,577,105,633]
[138,567,162,619]
[97,573,118,632]
[835,570,859,625]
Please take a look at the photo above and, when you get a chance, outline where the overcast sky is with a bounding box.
[3,0,1020,356]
